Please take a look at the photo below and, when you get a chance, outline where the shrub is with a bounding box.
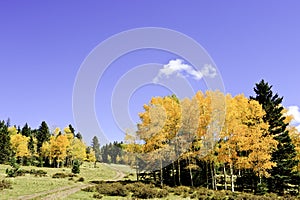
[5,159,21,177]
[77,177,85,182]
[72,160,80,174]
[68,173,78,177]
[30,169,47,177]
[82,185,96,192]
[92,193,103,199]
[255,182,268,195]
[96,182,128,197]
[163,185,173,193]
[173,185,191,196]
[6,168,18,177]
[52,172,67,178]
[132,186,157,199]
[6,167,47,178]
[0,179,12,191]
[125,182,148,192]
[156,188,169,198]
[90,180,104,184]
[131,183,168,199]
[52,172,77,179]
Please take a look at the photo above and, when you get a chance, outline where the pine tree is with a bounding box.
[28,135,35,156]
[92,136,101,162]
[75,132,83,140]
[68,124,75,137]
[72,159,80,174]
[21,123,31,137]
[36,121,50,154]
[251,79,298,194]
[0,120,12,164]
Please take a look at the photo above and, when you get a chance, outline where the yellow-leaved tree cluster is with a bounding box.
[8,125,96,168]
[125,91,300,191]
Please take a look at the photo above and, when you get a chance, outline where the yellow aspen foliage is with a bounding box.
[137,95,181,172]
[49,134,70,167]
[41,141,51,159]
[218,94,277,178]
[69,138,87,161]
[240,99,277,178]
[64,126,74,140]
[53,127,61,136]
[8,126,18,136]
[10,133,30,158]
[138,96,181,153]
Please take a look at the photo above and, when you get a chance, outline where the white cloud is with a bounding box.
[287,106,300,123]
[287,106,300,131]
[153,59,217,83]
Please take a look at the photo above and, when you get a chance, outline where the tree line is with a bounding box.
[0,79,299,195]
[0,121,102,168]
[123,80,300,195]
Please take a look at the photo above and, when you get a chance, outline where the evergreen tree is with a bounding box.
[72,160,80,174]
[6,118,11,127]
[21,123,31,137]
[251,79,298,194]
[68,124,75,137]
[28,135,35,156]
[0,120,12,164]
[21,123,34,162]
[75,132,83,140]
[92,136,101,162]
[36,121,50,154]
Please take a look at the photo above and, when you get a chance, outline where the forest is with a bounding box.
[1,79,300,198]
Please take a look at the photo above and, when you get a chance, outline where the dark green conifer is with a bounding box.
[251,79,298,194]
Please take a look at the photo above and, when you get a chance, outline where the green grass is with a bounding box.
[0,162,123,199]
[79,162,118,181]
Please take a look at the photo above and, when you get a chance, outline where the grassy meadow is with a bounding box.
[0,162,133,199]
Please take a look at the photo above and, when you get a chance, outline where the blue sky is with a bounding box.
[1,1,300,145]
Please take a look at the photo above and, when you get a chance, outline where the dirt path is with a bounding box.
[15,164,126,200]
[16,185,81,200]
[40,184,91,200]
[103,163,126,181]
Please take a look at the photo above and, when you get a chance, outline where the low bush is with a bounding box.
[156,188,169,198]
[88,181,169,199]
[125,182,149,192]
[52,172,77,179]
[30,169,47,177]
[0,179,12,191]
[52,172,67,178]
[131,183,168,199]
[82,181,291,199]
[255,182,268,195]
[173,185,191,196]
[96,182,128,197]
[92,193,103,199]
[77,177,85,182]
[6,167,47,177]
[82,185,96,192]
[5,168,21,177]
